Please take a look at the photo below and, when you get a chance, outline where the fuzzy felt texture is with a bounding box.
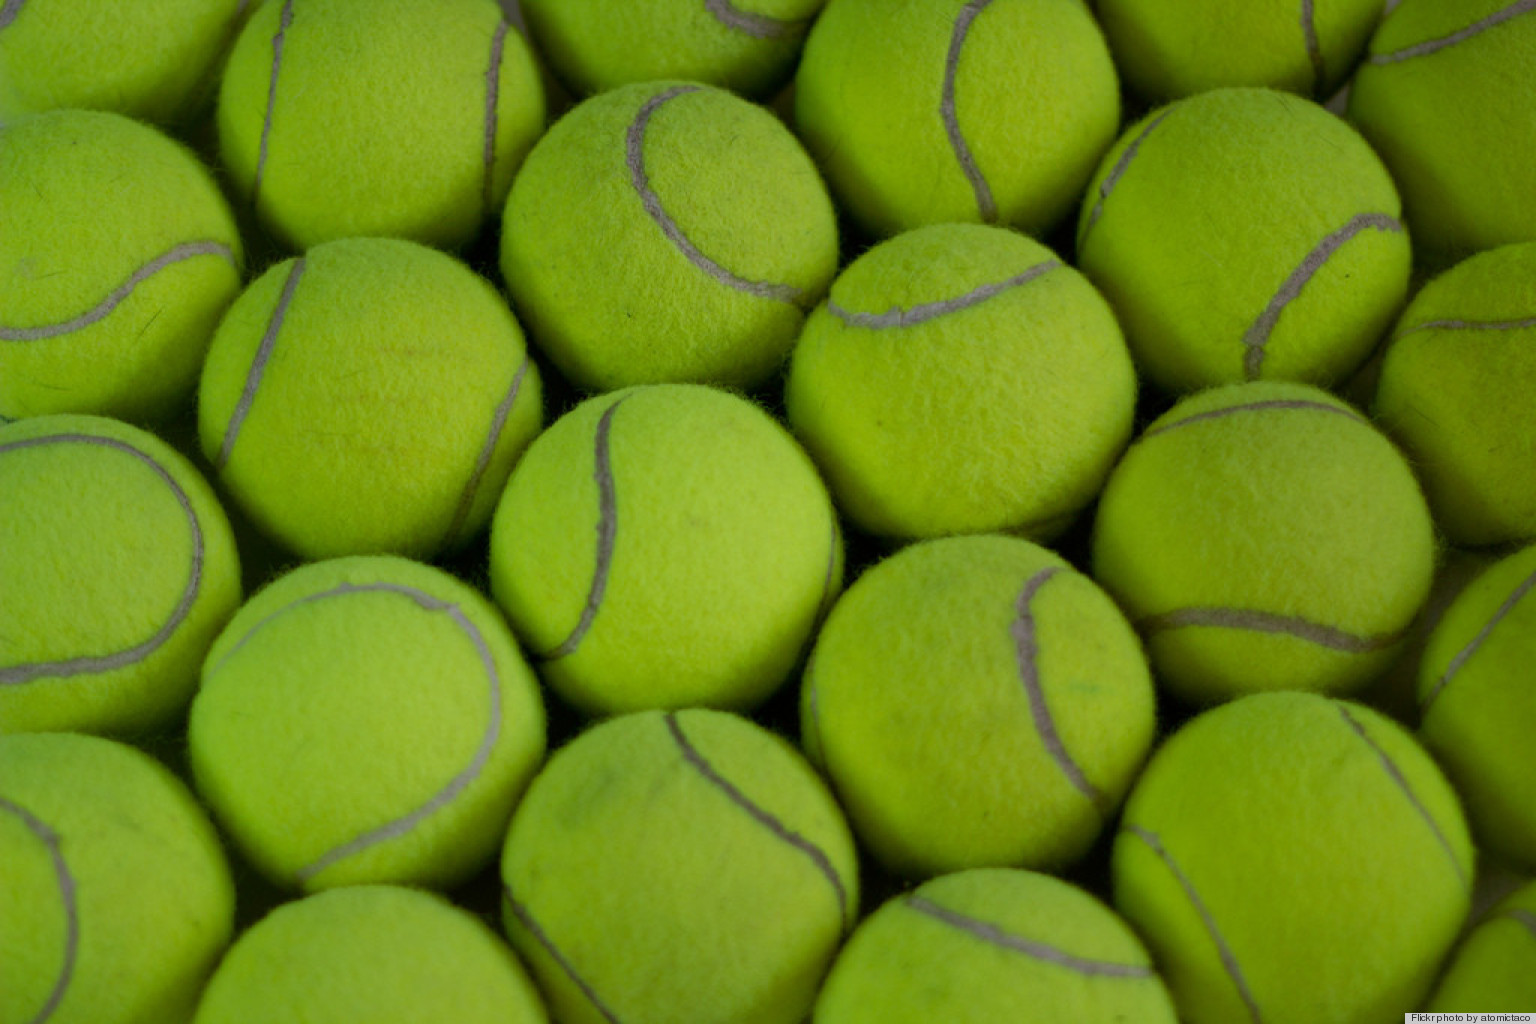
[191,886,547,1024]
[1349,0,1536,267]
[800,535,1155,878]
[1427,879,1536,1012]
[1418,544,1536,870]
[0,415,241,736]
[502,80,837,390]
[785,222,1135,541]
[0,111,243,422]
[1095,0,1382,101]
[490,383,841,715]
[198,237,542,561]
[0,732,234,1024]
[0,0,246,123]
[1077,87,1409,393]
[521,0,822,99]
[814,868,1178,1023]
[501,709,857,1024]
[1375,241,1536,547]
[188,555,546,892]
[1092,380,1435,702]
[1114,692,1473,1024]
[219,0,544,250]
[794,0,1119,238]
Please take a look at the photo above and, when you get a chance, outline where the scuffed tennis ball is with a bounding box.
[1425,880,1536,1012]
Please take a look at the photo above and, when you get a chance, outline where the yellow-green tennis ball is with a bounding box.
[814,868,1178,1024]
[1374,242,1536,547]
[188,555,547,892]
[1,415,241,736]
[794,0,1119,239]
[1349,0,1536,267]
[1114,692,1473,1024]
[519,0,823,99]
[1094,0,1383,102]
[0,0,247,123]
[1426,879,1536,1012]
[219,0,544,250]
[1091,381,1435,703]
[0,110,243,423]
[502,80,837,391]
[192,885,547,1024]
[0,732,235,1024]
[785,222,1135,541]
[802,535,1155,879]
[1077,87,1410,393]
[502,708,858,1024]
[490,383,841,716]
[198,236,542,560]
[1418,544,1536,871]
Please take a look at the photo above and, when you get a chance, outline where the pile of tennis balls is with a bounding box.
[4,0,1536,1020]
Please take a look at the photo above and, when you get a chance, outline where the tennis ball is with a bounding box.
[520,0,823,99]
[1418,544,1536,871]
[198,236,542,560]
[785,222,1135,541]
[0,731,235,1024]
[490,383,841,716]
[1425,879,1536,1012]
[1077,87,1410,393]
[1349,0,1536,266]
[794,0,1119,239]
[219,0,544,250]
[802,535,1155,879]
[0,110,243,423]
[814,868,1178,1024]
[502,708,858,1024]
[1091,380,1435,703]
[193,885,546,1024]
[1374,241,1536,547]
[0,0,246,123]
[1,415,241,736]
[502,80,837,391]
[1094,0,1383,101]
[188,555,546,892]
[1114,692,1473,1024]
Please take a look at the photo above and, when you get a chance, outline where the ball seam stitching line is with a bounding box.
[1125,824,1264,1023]
[252,0,296,208]
[827,258,1060,329]
[0,242,239,342]
[0,795,78,1024]
[0,0,23,31]
[1138,398,1361,441]
[502,889,625,1024]
[626,85,806,305]
[665,711,852,929]
[1394,312,1536,341]
[705,0,806,39]
[941,0,999,223]
[1504,908,1536,940]
[1300,0,1325,90]
[481,20,509,217]
[215,256,306,471]
[1136,607,1406,654]
[0,433,206,687]
[1422,566,1536,712]
[444,352,530,548]
[904,895,1153,977]
[1370,0,1536,64]
[1080,109,1172,243]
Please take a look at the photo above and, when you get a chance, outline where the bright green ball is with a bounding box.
[1426,879,1536,1012]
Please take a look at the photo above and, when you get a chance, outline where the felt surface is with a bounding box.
[1077,87,1409,393]
[801,535,1155,878]
[1091,381,1435,702]
[785,222,1135,541]
[1114,692,1473,1024]
[0,415,241,736]
[1375,241,1536,547]
[1427,879,1536,1012]
[188,555,546,892]
[501,80,837,390]
[490,383,841,715]
[219,0,544,250]
[794,0,1120,239]
[0,111,243,423]
[191,886,547,1024]
[198,237,543,561]
[0,732,234,1024]
[501,708,857,1024]
[813,868,1178,1023]
[1349,0,1536,266]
